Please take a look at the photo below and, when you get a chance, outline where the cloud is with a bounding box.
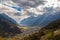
[12,0,47,9]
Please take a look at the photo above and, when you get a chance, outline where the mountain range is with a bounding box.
[20,12,60,27]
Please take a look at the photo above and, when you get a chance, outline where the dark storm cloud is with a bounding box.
[12,0,47,8]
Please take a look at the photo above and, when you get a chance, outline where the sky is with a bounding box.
[0,0,60,26]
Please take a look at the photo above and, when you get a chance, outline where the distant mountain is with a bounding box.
[20,12,60,27]
[0,13,18,25]
[0,14,22,37]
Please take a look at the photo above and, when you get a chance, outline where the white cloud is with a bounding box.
[0,0,60,25]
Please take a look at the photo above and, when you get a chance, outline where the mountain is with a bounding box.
[20,12,60,27]
[0,16,59,40]
[0,13,18,25]
[0,14,22,37]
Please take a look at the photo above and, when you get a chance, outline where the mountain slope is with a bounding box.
[0,13,18,25]
[0,14,22,37]
[22,19,60,40]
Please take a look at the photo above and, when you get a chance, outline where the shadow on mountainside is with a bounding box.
[0,14,22,37]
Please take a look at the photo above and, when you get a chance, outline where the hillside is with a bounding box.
[22,19,60,40]
[0,14,60,40]
[0,14,22,37]
[0,19,59,40]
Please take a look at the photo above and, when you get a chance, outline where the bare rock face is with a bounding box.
[0,14,22,37]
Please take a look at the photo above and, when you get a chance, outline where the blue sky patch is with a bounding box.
[12,6,22,12]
